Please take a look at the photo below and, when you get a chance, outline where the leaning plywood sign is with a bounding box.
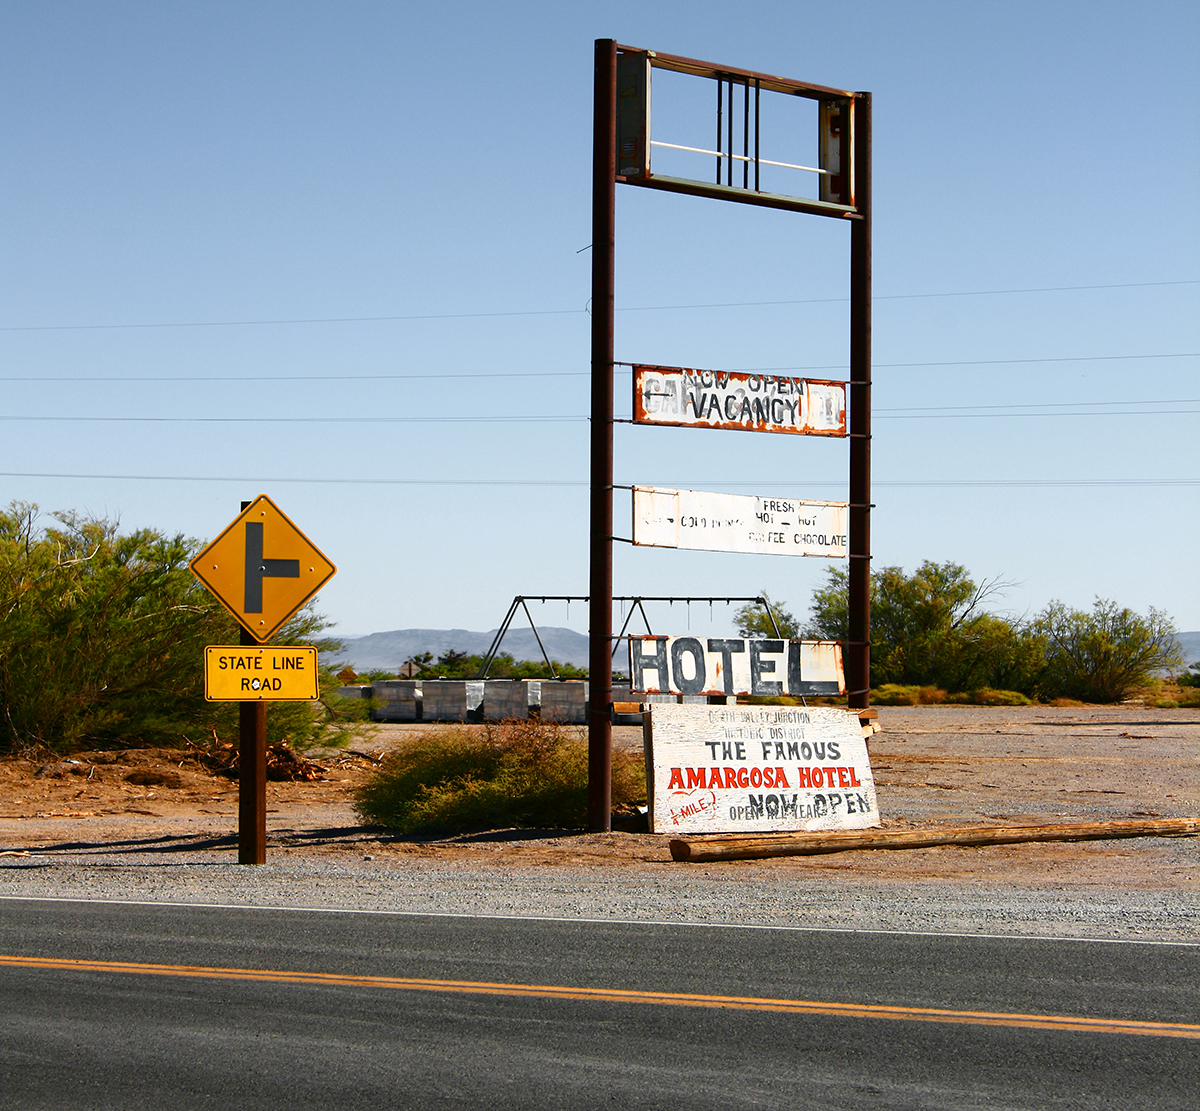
[644,704,879,834]
[631,636,844,697]
[633,486,848,557]
[633,364,846,436]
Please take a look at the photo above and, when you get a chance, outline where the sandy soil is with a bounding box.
[1,706,1198,889]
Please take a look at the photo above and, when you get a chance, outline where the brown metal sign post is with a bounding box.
[589,39,617,831]
[239,586,268,865]
[589,40,872,828]
[847,95,872,710]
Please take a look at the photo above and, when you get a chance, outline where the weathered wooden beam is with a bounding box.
[669,818,1200,863]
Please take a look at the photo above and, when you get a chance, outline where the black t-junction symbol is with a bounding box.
[243,522,299,613]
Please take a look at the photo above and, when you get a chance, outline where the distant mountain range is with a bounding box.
[336,626,591,671]
[336,628,1200,676]
[1179,631,1200,669]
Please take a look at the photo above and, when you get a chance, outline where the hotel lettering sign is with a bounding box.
[631,636,844,698]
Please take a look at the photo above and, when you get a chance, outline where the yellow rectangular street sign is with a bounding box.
[204,645,319,701]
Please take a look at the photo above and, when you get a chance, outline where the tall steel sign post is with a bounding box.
[589,41,871,830]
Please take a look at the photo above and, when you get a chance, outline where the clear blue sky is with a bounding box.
[3,0,1197,642]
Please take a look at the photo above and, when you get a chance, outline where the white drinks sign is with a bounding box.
[633,486,848,558]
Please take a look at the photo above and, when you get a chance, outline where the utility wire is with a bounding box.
[1,279,1194,333]
[2,405,1196,424]
[877,408,1199,419]
[0,414,586,424]
[705,351,1200,374]
[0,471,1195,489]
[3,351,1193,384]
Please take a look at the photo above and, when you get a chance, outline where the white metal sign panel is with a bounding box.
[631,636,844,697]
[633,486,848,558]
[644,704,879,834]
[633,365,846,437]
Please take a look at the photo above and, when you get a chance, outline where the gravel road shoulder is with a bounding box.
[2,706,1197,941]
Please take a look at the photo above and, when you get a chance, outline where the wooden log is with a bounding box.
[669,817,1200,863]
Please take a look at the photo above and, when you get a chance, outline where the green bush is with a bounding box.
[1034,599,1183,703]
[871,684,917,705]
[944,688,1033,707]
[0,502,347,754]
[804,561,1044,693]
[803,561,1184,704]
[405,649,587,680]
[355,718,645,834]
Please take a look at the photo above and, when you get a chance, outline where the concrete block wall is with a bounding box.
[420,680,484,723]
[482,680,541,721]
[358,679,731,724]
[538,681,588,724]
[370,680,422,722]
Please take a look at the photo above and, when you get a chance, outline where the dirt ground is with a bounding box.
[1,705,1198,888]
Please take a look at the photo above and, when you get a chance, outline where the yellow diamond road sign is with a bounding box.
[190,495,336,642]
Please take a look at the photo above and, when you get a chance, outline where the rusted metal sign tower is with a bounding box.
[589,40,871,830]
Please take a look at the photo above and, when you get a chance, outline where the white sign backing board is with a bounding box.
[644,704,880,835]
[633,365,846,437]
[632,636,844,697]
[633,487,848,558]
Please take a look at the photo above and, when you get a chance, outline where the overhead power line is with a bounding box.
[2,401,1197,425]
[714,351,1199,374]
[0,412,585,422]
[0,470,1194,489]
[0,350,1195,385]
[1,279,1194,333]
[878,407,1199,419]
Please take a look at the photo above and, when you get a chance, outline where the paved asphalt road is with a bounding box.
[0,897,1196,1110]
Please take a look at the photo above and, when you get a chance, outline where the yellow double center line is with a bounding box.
[3,954,1196,1040]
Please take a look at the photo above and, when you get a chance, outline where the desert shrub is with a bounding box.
[944,688,1033,707]
[735,591,801,638]
[1033,599,1183,703]
[207,670,367,755]
[804,561,1044,692]
[871,684,921,705]
[355,718,645,833]
[978,688,1032,706]
[405,649,587,680]
[0,502,344,754]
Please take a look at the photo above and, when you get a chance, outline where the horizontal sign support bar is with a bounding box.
[619,173,858,218]
[625,45,857,101]
[648,140,827,175]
